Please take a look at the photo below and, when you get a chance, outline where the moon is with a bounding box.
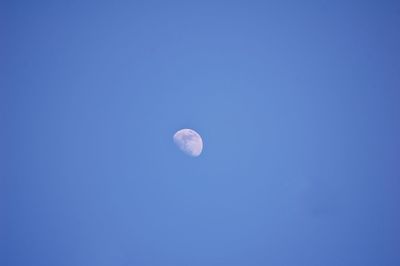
[173,128,203,157]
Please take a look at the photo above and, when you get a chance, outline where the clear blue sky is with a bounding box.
[2,1,400,265]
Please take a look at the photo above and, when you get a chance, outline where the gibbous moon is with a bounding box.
[173,128,203,157]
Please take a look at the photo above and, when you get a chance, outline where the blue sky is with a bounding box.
[2,1,400,265]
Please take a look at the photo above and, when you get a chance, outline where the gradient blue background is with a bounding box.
[2,1,400,265]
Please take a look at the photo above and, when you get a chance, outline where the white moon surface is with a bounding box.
[173,128,203,157]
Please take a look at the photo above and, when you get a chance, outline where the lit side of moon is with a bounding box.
[173,129,203,157]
